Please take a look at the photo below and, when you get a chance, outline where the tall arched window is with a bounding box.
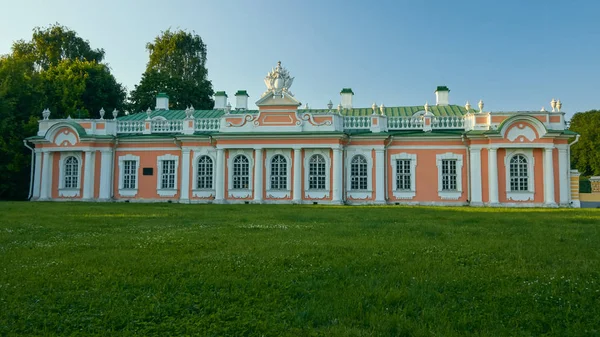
[64,156,79,188]
[509,154,529,191]
[270,155,287,190]
[309,154,326,190]
[350,155,368,190]
[197,155,213,189]
[232,155,250,189]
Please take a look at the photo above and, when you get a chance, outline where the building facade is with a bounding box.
[25,62,580,207]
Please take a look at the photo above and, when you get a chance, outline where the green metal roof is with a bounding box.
[435,86,450,92]
[301,105,467,117]
[340,88,354,94]
[118,109,229,121]
[156,92,169,98]
[118,105,467,121]
[214,91,228,97]
[235,90,249,96]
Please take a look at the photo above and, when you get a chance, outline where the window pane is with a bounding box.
[441,159,457,190]
[309,154,326,190]
[197,156,213,189]
[350,155,368,190]
[233,155,249,189]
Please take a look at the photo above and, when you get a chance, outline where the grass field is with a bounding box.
[1,202,599,336]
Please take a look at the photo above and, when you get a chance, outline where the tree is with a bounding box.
[12,23,105,70]
[129,29,214,111]
[569,110,600,176]
[40,59,125,118]
[0,24,125,200]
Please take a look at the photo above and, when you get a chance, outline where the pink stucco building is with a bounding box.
[25,62,580,207]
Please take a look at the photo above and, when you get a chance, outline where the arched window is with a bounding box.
[350,155,368,190]
[197,155,213,189]
[232,155,250,189]
[309,154,326,190]
[270,155,287,190]
[510,154,528,191]
[64,156,79,188]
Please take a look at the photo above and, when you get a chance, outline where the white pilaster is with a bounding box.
[470,148,483,204]
[180,149,191,203]
[215,148,225,202]
[253,148,263,202]
[488,148,499,205]
[375,149,385,203]
[99,149,113,200]
[293,148,302,203]
[32,150,42,199]
[544,148,556,206]
[83,150,95,200]
[332,147,343,203]
[558,147,569,205]
[40,152,53,200]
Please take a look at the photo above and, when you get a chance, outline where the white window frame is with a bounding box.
[156,154,179,197]
[303,149,330,199]
[436,152,463,200]
[196,155,214,190]
[266,150,291,198]
[504,149,535,201]
[58,152,82,197]
[348,154,370,191]
[227,149,254,198]
[118,154,140,197]
[192,148,216,198]
[390,153,417,199]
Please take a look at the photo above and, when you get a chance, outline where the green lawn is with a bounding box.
[1,202,599,336]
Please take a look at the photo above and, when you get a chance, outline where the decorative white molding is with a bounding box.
[192,190,214,198]
[227,149,254,196]
[298,113,332,126]
[506,124,537,142]
[305,192,329,199]
[192,148,216,190]
[347,191,371,200]
[118,154,140,197]
[507,192,534,201]
[439,191,461,200]
[228,191,251,199]
[391,153,417,200]
[436,152,463,200]
[266,191,290,199]
[157,154,179,197]
[345,150,373,192]
[55,130,78,146]
[303,149,331,194]
[504,149,535,202]
[58,152,82,198]
[59,189,80,197]
[266,149,292,195]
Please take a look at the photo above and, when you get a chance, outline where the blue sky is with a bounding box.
[1,0,598,117]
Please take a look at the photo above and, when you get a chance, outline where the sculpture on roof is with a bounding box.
[263,61,294,97]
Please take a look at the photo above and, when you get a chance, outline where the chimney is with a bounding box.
[155,93,169,110]
[235,90,249,110]
[214,91,228,109]
[435,86,450,106]
[340,88,354,109]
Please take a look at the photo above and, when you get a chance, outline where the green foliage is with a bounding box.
[579,177,592,193]
[129,29,214,111]
[570,110,600,175]
[1,203,599,336]
[0,24,125,199]
[12,23,105,70]
[40,59,125,119]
